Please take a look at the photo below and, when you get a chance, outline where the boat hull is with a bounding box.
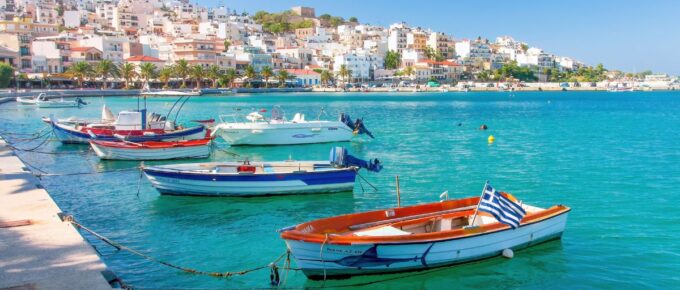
[285,212,569,279]
[143,166,357,196]
[50,121,205,144]
[90,141,211,160]
[215,122,354,145]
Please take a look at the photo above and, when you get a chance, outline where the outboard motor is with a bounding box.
[76,97,88,106]
[340,113,374,138]
[329,147,382,172]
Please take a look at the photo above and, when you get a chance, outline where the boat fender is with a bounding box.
[269,263,280,286]
[502,248,514,259]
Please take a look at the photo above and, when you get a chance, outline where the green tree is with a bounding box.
[337,64,352,84]
[189,65,205,89]
[320,70,333,87]
[349,16,358,23]
[174,59,190,88]
[424,47,436,60]
[119,63,137,89]
[0,63,13,88]
[218,68,238,88]
[139,63,157,86]
[206,65,222,88]
[95,59,119,89]
[276,70,293,87]
[329,16,344,27]
[319,14,331,21]
[520,43,529,53]
[261,66,273,88]
[158,66,173,89]
[402,66,415,80]
[243,65,257,87]
[384,50,401,70]
[223,40,231,52]
[67,61,93,88]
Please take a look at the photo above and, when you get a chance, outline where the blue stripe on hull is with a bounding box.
[143,168,357,184]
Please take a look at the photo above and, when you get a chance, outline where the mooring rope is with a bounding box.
[64,214,291,279]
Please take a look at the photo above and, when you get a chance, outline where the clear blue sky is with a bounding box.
[199,0,680,75]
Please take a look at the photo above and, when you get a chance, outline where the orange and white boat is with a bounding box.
[280,192,570,279]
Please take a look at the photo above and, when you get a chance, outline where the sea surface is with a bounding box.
[1,91,679,289]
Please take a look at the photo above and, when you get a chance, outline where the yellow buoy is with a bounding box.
[488,135,495,143]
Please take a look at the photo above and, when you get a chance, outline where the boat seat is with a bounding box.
[354,226,412,237]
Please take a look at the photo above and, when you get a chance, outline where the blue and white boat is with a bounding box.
[142,147,382,196]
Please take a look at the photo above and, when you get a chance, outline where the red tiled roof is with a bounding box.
[285,69,320,75]
[418,60,460,66]
[126,55,163,62]
[70,46,99,52]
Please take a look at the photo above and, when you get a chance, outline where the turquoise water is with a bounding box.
[1,92,679,289]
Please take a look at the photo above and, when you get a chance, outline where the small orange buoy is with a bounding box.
[488,135,495,143]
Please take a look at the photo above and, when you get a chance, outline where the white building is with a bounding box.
[63,10,82,28]
[79,34,127,63]
[387,23,409,54]
[334,51,384,82]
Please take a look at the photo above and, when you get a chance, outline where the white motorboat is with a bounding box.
[211,107,374,146]
[140,90,202,96]
[16,93,86,108]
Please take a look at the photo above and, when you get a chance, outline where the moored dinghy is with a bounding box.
[280,182,570,279]
[142,147,382,196]
[89,137,212,160]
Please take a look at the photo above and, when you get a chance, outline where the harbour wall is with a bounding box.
[0,137,115,289]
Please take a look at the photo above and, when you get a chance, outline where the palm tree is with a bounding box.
[207,65,221,88]
[219,68,238,88]
[337,64,352,85]
[189,65,205,89]
[158,66,173,89]
[276,70,293,88]
[174,59,190,88]
[119,63,136,89]
[223,40,231,52]
[402,66,415,80]
[320,70,333,87]
[67,61,92,89]
[260,66,273,88]
[243,65,257,88]
[95,59,119,89]
[139,63,157,88]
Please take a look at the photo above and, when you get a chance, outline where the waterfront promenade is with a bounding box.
[0,138,112,290]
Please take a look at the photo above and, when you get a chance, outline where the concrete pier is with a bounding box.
[0,138,112,290]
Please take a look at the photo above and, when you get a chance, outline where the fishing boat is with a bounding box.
[90,137,212,160]
[211,107,374,145]
[142,147,382,196]
[607,82,634,92]
[280,184,570,279]
[17,93,87,108]
[50,101,205,144]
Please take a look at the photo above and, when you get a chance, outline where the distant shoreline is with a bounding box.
[0,85,678,99]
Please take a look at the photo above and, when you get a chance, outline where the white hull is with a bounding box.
[285,212,568,278]
[144,175,355,196]
[16,96,81,108]
[90,143,211,160]
[215,121,354,145]
[141,91,201,96]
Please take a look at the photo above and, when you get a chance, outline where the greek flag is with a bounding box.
[477,183,526,229]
